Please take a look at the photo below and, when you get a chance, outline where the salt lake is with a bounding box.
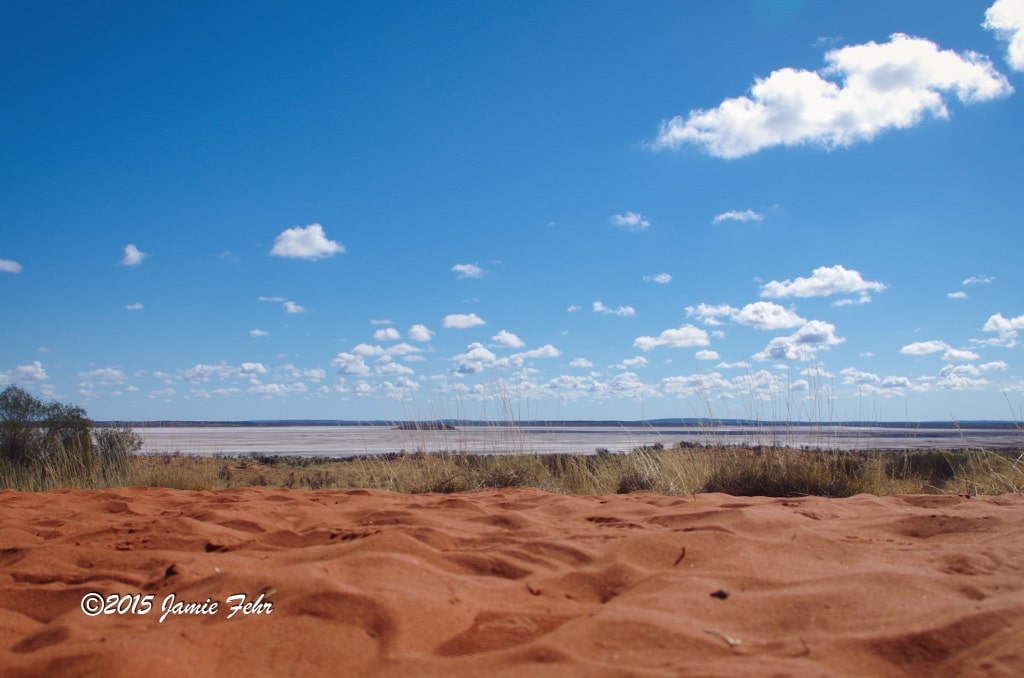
[135,423,1024,457]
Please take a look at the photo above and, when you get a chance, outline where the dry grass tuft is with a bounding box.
[3,433,1022,497]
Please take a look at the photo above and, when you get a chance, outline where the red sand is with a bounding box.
[2,487,1023,676]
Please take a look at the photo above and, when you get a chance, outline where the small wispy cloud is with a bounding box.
[250,329,269,337]
[610,212,650,231]
[712,209,763,224]
[443,313,486,329]
[122,244,146,266]
[124,302,144,311]
[259,296,306,314]
[0,259,23,273]
[643,273,672,284]
[900,339,979,361]
[452,263,484,279]
[634,324,710,351]
[270,223,345,260]
[593,301,636,317]
[616,356,648,370]
[947,291,968,299]
[963,274,996,285]
[0,361,49,384]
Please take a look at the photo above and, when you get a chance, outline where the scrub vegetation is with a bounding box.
[2,385,1021,496]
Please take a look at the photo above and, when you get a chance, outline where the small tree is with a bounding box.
[0,385,49,464]
[0,385,94,465]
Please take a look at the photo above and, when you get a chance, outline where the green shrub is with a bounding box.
[0,385,140,488]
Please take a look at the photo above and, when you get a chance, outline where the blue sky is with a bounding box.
[3,0,1024,422]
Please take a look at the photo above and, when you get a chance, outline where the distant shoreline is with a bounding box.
[100,418,1024,430]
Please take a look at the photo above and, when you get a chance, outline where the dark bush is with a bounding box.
[1,385,93,465]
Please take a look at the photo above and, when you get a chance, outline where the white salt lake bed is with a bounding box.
[135,424,1024,457]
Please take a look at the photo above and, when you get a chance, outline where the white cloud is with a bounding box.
[616,356,648,369]
[983,311,1024,344]
[732,301,805,330]
[453,343,498,374]
[695,350,720,361]
[593,301,636,317]
[452,263,484,279]
[643,273,672,284]
[408,324,434,342]
[686,301,803,329]
[492,330,525,348]
[443,313,486,329]
[685,302,737,326]
[122,244,146,266]
[935,364,993,391]
[947,291,968,299]
[634,324,710,351]
[451,341,561,375]
[567,304,581,313]
[332,352,371,376]
[900,340,948,355]
[181,362,267,384]
[125,302,144,311]
[831,295,874,307]
[377,361,415,376]
[761,265,886,301]
[516,344,561,360]
[653,33,1012,158]
[270,223,345,260]
[78,368,126,385]
[980,360,1010,372]
[350,342,422,360]
[610,212,651,231]
[570,358,593,368]
[985,0,1024,71]
[250,329,269,337]
[840,367,913,396]
[240,362,268,377]
[754,320,844,361]
[963,274,996,285]
[249,382,308,396]
[282,364,326,381]
[0,259,23,273]
[712,209,763,224]
[374,327,401,341]
[662,372,733,398]
[0,361,50,385]
[943,347,981,362]
[900,340,980,362]
[259,296,305,314]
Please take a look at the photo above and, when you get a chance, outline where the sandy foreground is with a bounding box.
[1,488,1023,677]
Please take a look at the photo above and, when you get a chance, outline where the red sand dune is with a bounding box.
[2,487,1023,676]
